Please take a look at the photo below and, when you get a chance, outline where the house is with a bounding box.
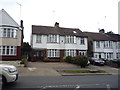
[84,29,120,60]
[31,22,88,61]
[0,9,24,60]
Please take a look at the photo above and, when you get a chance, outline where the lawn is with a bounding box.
[57,69,106,73]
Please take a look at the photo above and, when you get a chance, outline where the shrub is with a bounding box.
[61,56,67,62]
[65,56,72,63]
[72,56,78,64]
[75,55,88,68]
[43,57,50,62]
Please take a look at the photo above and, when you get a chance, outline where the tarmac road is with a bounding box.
[2,75,119,90]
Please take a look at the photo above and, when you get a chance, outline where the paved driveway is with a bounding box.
[1,61,119,76]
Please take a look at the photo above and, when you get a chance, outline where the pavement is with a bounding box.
[0,61,119,76]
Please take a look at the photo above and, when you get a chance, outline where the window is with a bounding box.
[79,51,86,56]
[116,53,120,59]
[96,41,100,48]
[80,37,85,45]
[104,41,113,48]
[47,35,59,43]
[47,49,60,57]
[0,28,17,38]
[65,50,76,57]
[14,30,17,38]
[2,46,5,55]
[11,29,14,38]
[104,53,113,60]
[7,29,10,37]
[117,42,120,49]
[6,46,9,55]
[36,35,41,43]
[0,46,2,55]
[0,46,17,56]
[65,36,76,44]
[10,46,14,55]
[3,28,7,37]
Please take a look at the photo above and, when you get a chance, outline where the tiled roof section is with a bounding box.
[32,25,87,37]
[106,33,120,41]
[84,32,116,41]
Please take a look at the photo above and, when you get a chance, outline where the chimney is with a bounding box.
[54,22,59,28]
[20,20,23,28]
[99,29,105,33]
[20,20,24,40]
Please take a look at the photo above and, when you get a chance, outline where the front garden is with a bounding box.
[62,55,89,68]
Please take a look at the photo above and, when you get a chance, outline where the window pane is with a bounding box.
[3,29,6,37]
[2,46,5,55]
[7,29,10,37]
[6,46,9,55]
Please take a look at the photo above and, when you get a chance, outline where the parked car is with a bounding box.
[0,64,18,86]
[89,58,105,66]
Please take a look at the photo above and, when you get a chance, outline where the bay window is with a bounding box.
[0,46,17,55]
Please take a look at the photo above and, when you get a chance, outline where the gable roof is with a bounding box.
[32,25,87,37]
[0,9,20,28]
[84,32,117,41]
[106,33,120,41]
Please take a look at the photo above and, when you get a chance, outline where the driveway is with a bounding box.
[1,61,119,76]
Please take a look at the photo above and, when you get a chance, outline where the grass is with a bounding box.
[57,70,106,73]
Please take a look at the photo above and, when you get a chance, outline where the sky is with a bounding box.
[0,0,119,43]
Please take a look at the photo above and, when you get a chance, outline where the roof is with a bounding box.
[106,33,120,41]
[84,32,117,41]
[0,9,20,28]
[32,25,87,37]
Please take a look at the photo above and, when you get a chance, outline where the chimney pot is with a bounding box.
[99,29,105,33]
[20,20,23,28]
[54,22,59,28]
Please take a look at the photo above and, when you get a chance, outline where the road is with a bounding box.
[2,75,119,90]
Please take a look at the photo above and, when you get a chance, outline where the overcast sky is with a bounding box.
[0,0,119,43]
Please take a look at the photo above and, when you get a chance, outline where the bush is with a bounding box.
[61,56,67,62]
[43,57,50,62]
[75,55,88,68]
[65,56,72,63]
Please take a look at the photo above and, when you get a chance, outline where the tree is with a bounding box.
[21,42,31,58]
[21,42,31,67]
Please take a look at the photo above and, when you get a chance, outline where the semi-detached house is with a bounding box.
[84,29,120,60]
[31,22,88,61]
[0,9,24,60]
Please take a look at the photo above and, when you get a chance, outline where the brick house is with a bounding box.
[0,9,24,60]
[31,22,88,61]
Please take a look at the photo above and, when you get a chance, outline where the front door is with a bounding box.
[33,50,44,61]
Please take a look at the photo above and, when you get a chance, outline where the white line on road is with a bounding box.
[28,67,37,71]
[106,84,110,90]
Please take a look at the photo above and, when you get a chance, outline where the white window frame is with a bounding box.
[65,36,76,44]
[47,49,60,57]
[96,41,100,48]
[0,28,17,38]
[0,46,17,56]
[47,35,59,43]
[65,50,76,57]
[36,35,41,43]
[80,37,85,45]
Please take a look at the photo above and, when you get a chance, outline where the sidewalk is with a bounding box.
[1,61,119,76]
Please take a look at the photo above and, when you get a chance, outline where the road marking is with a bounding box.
[38,83,109,89]
[74,85,80,90]
[106,84,110,90]
[28,67,36,71]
